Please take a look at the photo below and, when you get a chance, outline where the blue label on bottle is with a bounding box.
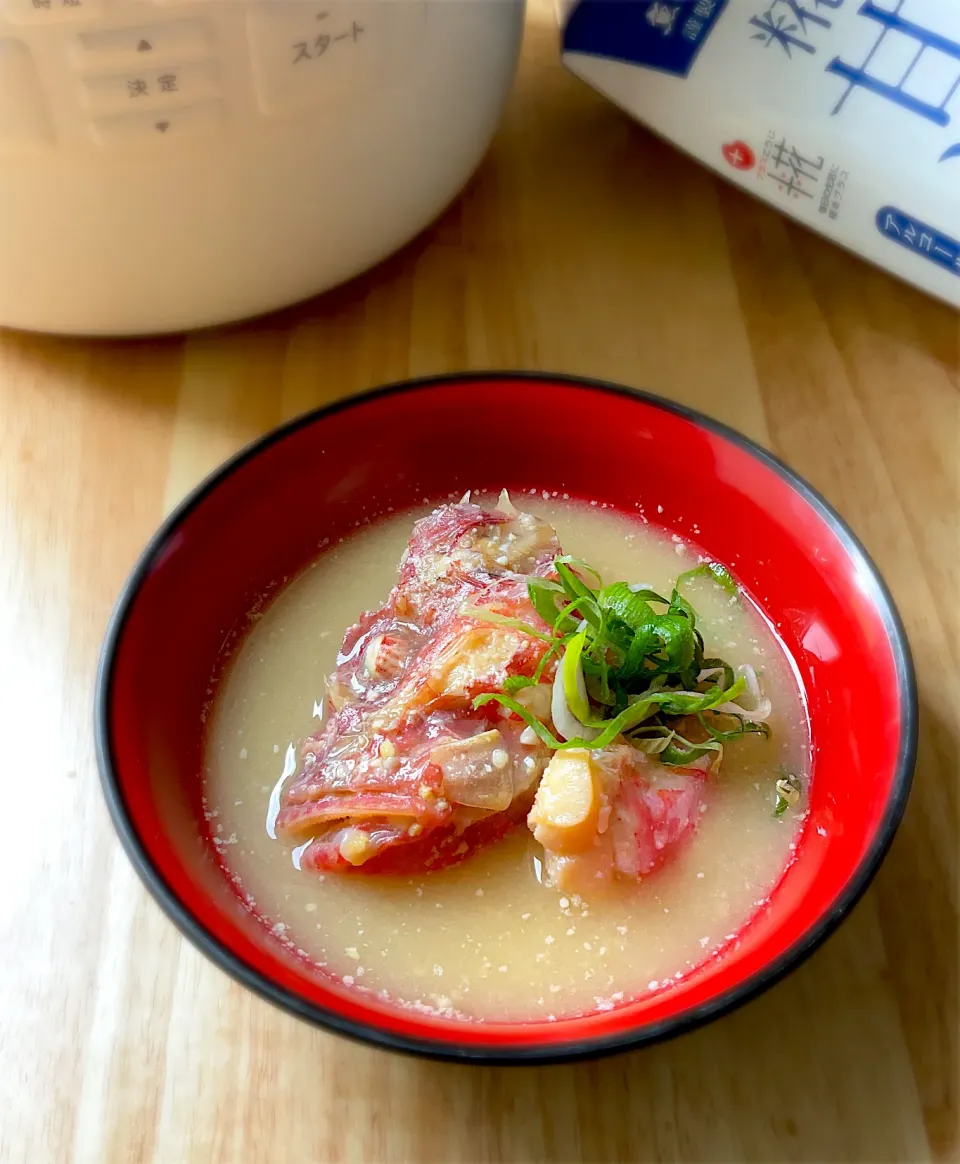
[563,0,730,77]
[876,206,960,279]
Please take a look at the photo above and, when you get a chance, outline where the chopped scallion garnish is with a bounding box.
[774,770,802,815]
[460,605,554,643]
[470,554,772,768]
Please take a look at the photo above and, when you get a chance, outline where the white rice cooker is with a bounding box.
[0,0,525,335]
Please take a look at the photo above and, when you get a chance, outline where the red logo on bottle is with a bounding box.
[722,141,756,171]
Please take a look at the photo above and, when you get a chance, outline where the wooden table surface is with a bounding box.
[1,5,957,1162]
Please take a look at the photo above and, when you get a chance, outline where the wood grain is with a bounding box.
[1,5,957,1161]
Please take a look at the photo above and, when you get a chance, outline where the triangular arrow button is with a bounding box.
[137,39,152,52]
[155,121,170,133]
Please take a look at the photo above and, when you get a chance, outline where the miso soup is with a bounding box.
[204,498,809,1021]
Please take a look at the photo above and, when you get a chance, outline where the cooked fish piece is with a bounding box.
[275,500,559,874]
[528,745,709,893]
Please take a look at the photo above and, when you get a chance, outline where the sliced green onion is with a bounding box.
[676,561,738,597]
[502,645,558,696]
[555,596,598,632]
[595,652,614,706]
[472,691,651,751]
[561,629,592,723]
[578,677,739,729]
[628,725,723,767]
[700,657,735,691]
[659,737,723,766]
[653,675,746,717]
[697,711,771,742]
[460,605,553,643]
[554,555,604,586]
[667,588,697,627]
[481,554,769,767]
[631,732,674,756]
[472,693,566,747]
[573,698,663,748]
[599,581,659,628]
[527,578,574,633]
[774,770,802,815]
[532,646,558,684]
[555,562,600,629]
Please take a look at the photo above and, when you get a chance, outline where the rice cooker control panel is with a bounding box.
[0,0,429,151]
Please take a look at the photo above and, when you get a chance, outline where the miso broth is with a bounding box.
[204,500,809,1021]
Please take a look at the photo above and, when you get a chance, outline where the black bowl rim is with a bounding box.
[95,371,918,1066]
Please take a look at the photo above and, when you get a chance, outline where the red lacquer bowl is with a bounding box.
[96,374,916,1064]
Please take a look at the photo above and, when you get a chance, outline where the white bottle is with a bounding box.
[561,0,960,307]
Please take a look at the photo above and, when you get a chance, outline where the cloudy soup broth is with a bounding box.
[204,498,809,1021]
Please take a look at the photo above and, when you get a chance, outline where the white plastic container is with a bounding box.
[0,0,524,336]
[561,0,960,307]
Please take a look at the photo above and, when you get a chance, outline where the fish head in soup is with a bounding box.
[273,501,560,873]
